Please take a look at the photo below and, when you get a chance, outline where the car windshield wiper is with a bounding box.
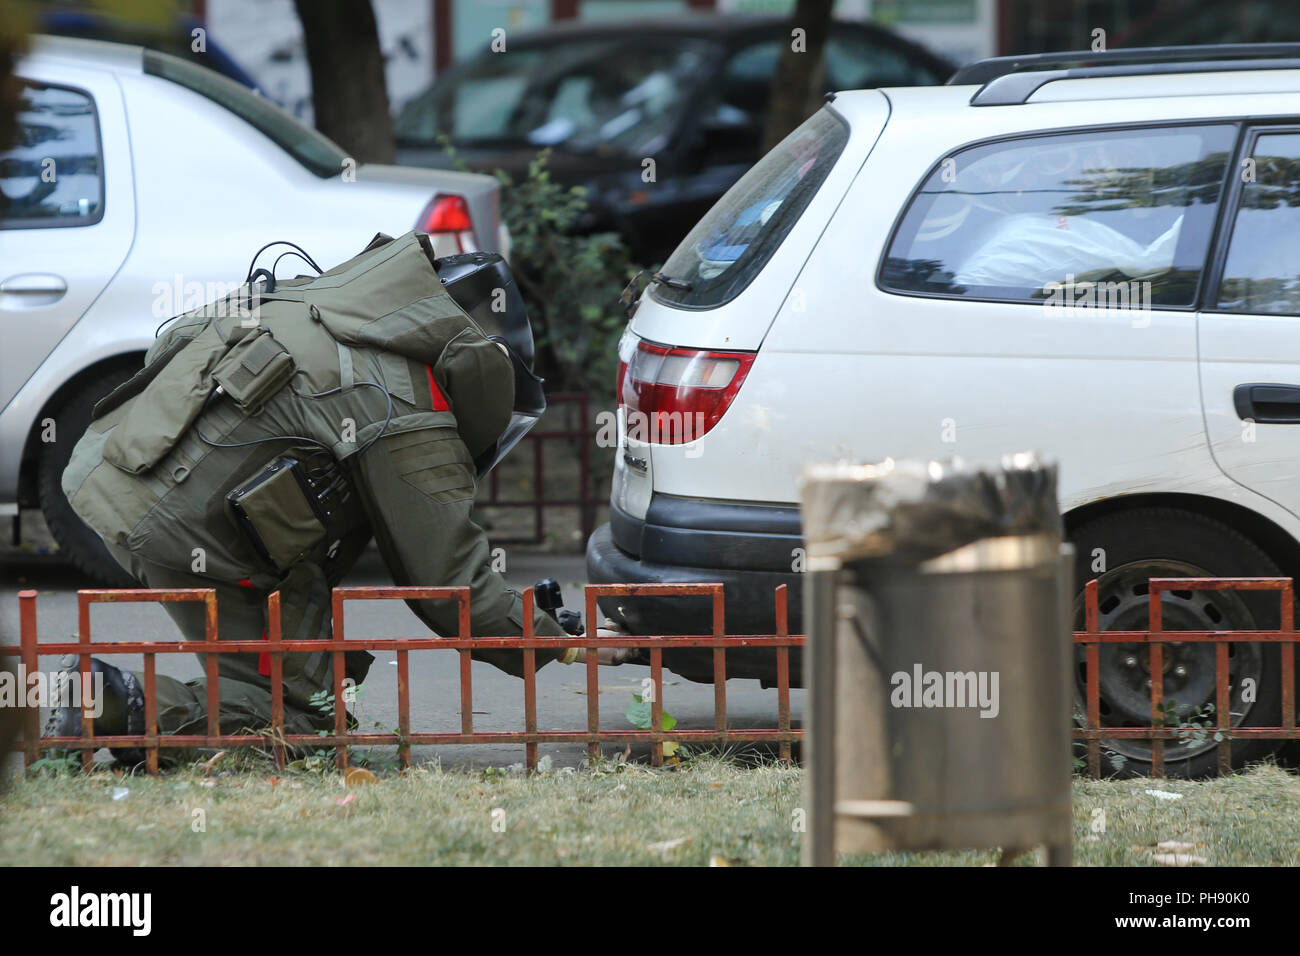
[652,271,693,291]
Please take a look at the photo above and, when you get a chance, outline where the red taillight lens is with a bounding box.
[421,193,472,231]
[619,338,754,444]
[615,360,628,409]
[417,194,477,252]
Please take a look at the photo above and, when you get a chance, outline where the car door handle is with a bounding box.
[0,273,68,308]
[1233,383,1300,423]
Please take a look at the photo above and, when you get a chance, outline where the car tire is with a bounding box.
[36,370,138,587]
[1069,507,1284,779]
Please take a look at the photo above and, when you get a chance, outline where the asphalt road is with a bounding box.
[1,539,803,771]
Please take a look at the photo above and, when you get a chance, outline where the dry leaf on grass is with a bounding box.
[197,751,226,775]
[344,767,378,786]
[647,836,690,853]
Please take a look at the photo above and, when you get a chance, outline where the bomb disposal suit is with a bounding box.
[59,232,569,749]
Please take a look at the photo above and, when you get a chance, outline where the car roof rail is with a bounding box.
[951,43,1300,106]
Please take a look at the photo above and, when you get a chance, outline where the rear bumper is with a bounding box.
[584,496,805,683]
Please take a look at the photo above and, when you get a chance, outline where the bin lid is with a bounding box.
[800,452,1059,566]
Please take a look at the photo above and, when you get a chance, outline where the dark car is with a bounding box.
[394,15,952,263]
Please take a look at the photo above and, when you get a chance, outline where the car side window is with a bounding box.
[0,82,103,229]
[824,34,942,87]
[881,124,1236,307]
[711,39,781,129]
[1216,132,1300,314]
[706,33,939,128]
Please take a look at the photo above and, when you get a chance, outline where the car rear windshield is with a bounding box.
[142,49,346,178]
[394,37,707,157]
[652,107,849,310]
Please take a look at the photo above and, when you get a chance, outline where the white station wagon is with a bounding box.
[590,44,1300,777]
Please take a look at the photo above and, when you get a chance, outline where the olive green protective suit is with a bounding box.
[61,231,566,741]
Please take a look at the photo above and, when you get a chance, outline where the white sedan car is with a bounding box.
[592,45,1300,777]
[1,36,505,583]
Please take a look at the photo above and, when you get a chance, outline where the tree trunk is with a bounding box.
[293,0,394,165]
[0,1,32,152]
[761,0,834,155]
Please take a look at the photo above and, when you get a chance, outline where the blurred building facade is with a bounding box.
[196,0,992,119]
[49,0,1300,120]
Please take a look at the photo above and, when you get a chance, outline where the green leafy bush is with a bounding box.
[441,138,645,396]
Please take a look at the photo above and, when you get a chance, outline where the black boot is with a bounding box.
[44,657,146,767]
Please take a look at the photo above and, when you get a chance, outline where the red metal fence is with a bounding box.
[6,582,802,775]
[8,575,1300,779]
[1073,576,1299,778]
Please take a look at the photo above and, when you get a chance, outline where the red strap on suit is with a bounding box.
[425,365,451,411]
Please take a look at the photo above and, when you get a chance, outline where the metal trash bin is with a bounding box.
[800,453,1072,866]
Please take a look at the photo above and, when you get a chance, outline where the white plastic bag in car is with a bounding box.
[954,213,1182,290]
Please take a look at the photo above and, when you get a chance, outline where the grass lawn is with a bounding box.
[3,754,1299,866]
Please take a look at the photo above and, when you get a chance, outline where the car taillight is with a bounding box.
[615,326,636,408]
[417,194,478,253]
[617,338,754,445]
